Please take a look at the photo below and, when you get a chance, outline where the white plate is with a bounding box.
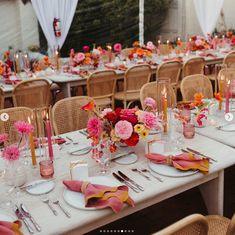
[0,213,15,222]
[219,123,235,132]
[26,180,55,195]
[114,153,138,165]
[63,176,120,210]
[148,161,198,177]
[67,144,91,155]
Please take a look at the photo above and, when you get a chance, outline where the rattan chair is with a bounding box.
[223,51,235,68]
[153,214,208,235]
[159,44,171,55]
[182,57,205,78]
[180,74,213,101]
[114,64,151,108]
[156,60,182,95]
[87,70,117,109]
[0,87,4,109]
[52,96,93,135]
[0,107,36,143]
[218,68,235,90]
[13,78,51,108]
[140,81,177,110]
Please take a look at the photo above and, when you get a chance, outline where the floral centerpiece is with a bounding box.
[128,41,153,60]
[81,100,161,156]
[189,36,210,51]
[0,60,12,78]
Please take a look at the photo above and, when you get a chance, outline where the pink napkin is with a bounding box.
[63,180,134,213]
[145,152,209,174]
[0,221,22,235]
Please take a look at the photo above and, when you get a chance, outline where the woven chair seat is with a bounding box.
[206,215,230,235]
[114,91,140,101]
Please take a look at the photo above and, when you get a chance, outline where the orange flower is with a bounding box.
[214,92,222,101]
[43,56,50,66]
[133,41,140,47]
[194,93,204,106]
[136,48,143,56]
[81,101,96,111]
[0,66,3,75]
[83,57,91,65]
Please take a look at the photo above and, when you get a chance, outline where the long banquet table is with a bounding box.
[1,130,235,235]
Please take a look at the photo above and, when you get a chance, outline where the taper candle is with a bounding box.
[45,113,53,160]
[162,88,168,133]
[55,50,59,70]
[28,117,37,166]
[219,76,224,110]
[225,80,231,113]
[107,45,112,63]
[15,53,21,73]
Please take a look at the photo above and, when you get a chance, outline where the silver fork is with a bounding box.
[41,197,58,216]
[131,168,151,180]
[52,199,71,218]
[141,169,163,182]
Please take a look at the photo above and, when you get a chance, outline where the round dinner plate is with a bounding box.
[148,161,198,177]
[219,123,235,132]
[0,213,15,222]
[26,180,55,195]
[114,153,138,165]
[63,176,120,210]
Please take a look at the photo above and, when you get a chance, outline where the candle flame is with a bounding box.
[166,40,170,44]
[55,50,59,55]
[161,87,167,97]
[107,46,112,50]
[215,35,218,39]
[177,37,181,41]
[28,116,31,124]
[158,40,161,44]
[228,80,231,85]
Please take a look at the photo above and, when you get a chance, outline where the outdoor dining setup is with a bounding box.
[1,0,235,234]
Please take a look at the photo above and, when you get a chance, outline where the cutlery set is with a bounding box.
[14,204,41,234]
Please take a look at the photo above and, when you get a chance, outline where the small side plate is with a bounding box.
[26,180,55,195]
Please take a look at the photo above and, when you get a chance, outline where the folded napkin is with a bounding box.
[0,221,22,235]
[63,180,134,213]
[145,152,209,174]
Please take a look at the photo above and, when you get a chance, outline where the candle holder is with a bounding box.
[183,123,195,139]
[39,159,54,178]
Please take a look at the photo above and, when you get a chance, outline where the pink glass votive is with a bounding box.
[39,160,54,178]
[183,123,195,139]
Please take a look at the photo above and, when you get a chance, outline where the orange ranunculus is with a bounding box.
[194,93,204,106]
[133,41,140,47]
[136,48,143,56]
[43,56,50,66]
[81,101,96,111]
[214,92,222,101]
[0,66,3,75]
[83,57,91,65]
[145,50,152,57]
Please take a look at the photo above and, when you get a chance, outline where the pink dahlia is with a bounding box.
[119,109,138,125]
[0,133,8,144]
[146,41,156,50]
[14,121,34,134]
[2,145,20,161]
[144,97,157,109]
[140,112,157,129]
[114,43,122,52]
[115,120,133,140]
[87,117,103,138]
[74,52,85,63]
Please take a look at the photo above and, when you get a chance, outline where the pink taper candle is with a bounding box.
[225,80,231,113]
[45,114,53,160]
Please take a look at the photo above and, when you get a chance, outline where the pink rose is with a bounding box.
[14,121,34,134]
[144,97,157,109]
[74,53,85,63]
[2,145,20,161]
[0,133,8,144]
[87,117,103,138]
[83,46,90,53]
[195,39,203,47]
[140,112,157,129]
[146,41,156,50]
[101,108,113,118]
[115,120,133,140]
[114,43,122,52]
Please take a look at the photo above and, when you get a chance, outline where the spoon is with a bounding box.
[41,198,58,216]
[52,199,71,218]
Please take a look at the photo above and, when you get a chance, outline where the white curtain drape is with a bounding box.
[31,0,78,49]
[139,0,144,45]
[193,0,224,37]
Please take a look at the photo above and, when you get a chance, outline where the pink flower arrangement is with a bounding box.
[101,108,113,118]
[115,120,133,140]
[87,116,104,138]
[139,111,157,129]
[0,133,8,144]
[2,144,20,161]
[74,53,86,63]
[83,45,90,53]
[144,97,157,110]
[146,41,156,50]
[14,121,34,134]
[114,43,122,52]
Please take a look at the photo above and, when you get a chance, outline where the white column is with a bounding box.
[139,0,144,46]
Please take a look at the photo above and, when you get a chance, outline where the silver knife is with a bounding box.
[14,205,34,234]
[118,170,144,191]
[111,151,135,161]
[20,203,41,232]
[112,172,139,193]
[186,147,217,162]
[20,178,55,189]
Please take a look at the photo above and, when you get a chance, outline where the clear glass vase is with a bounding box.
[92,139,111,175]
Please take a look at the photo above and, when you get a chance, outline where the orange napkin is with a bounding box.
[0,221,23,235]
[145,152,209,174]
[63,180,134,213]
